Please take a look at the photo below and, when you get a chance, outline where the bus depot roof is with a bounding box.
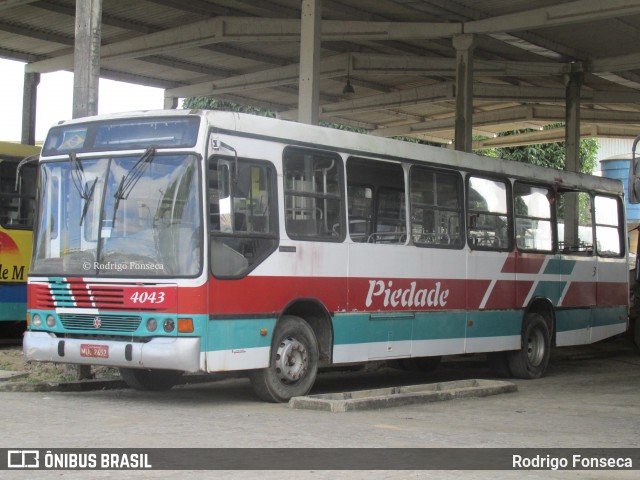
[1,0,640,149]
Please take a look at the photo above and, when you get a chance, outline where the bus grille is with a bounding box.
[59,314,142,332]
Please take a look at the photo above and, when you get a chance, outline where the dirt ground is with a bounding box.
[0,343,119,383]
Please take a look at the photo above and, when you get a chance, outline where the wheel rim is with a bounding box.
[526,328,546,367]
[275,336,308,384]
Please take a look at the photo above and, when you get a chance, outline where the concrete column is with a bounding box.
[164,96,179,110]
[73,0,102,119]
[453,34,475,153]
[70,0,102,381]
[21,71,40,145]
[298,0,321,125]
[564,69,583,173]
[563,69,584,248]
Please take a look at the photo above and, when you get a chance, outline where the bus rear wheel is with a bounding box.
[507,313,551,379]
[119,368,182,391]
[249,315,319,403]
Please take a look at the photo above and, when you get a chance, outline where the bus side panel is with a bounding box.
[0,228,31,323]
[592,256,629,343]
[465,250,519,353]
[555,254,596,346]
[343,244,468,362]
[205,242,349,371]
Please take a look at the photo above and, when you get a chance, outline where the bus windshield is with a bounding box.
[31,153,202,277]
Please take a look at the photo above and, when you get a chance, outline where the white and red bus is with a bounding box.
[23,110,628,402]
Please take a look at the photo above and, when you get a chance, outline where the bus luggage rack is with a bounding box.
[59,314,142,332]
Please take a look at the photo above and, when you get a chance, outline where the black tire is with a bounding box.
[487,351,512,378]
[507,313,551,379]
[397,356,442,373]
[249,315,319,403]
[119,368,182,391]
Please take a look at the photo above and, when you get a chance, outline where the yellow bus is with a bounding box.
[0,141,39,336]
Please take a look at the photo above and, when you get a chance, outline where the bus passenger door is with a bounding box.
[593,195,628,343]
[555,191,596,346]
[465,176,516,353]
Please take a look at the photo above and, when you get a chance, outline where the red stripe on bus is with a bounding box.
[500,252,546,274]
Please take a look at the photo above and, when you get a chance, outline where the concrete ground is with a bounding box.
[0,335,638,479]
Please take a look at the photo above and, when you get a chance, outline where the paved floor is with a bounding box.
[0,336,638,479]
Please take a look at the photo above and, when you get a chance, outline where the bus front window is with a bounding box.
[31,154,202,277]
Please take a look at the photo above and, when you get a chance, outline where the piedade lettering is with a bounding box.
[365,280,449,308]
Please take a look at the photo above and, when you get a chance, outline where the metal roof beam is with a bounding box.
[165,52,570,99]
[373,104,640,137]
[279,82,456,121]
[25,17,462,74]
[465,0,640,34]
[472,123,640,148]
[0,0,38,12]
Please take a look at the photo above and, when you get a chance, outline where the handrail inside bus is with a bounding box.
[14,153,39,190]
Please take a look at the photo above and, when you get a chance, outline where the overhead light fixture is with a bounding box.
[342,77,355,95]
[343,58,355,96]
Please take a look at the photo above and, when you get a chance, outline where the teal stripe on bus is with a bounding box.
[0,302,26,321]
[465,311,522,338]
[555,309,590,332]
[203,307,626,353]
[531,281,566,305]
[206,317,276,352]
[591,306,628,327]
[543,258,576,275]
[333,310,521,346]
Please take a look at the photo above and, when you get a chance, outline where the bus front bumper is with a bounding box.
[23,331,201,372]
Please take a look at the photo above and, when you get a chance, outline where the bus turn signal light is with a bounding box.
[178,318,194,333]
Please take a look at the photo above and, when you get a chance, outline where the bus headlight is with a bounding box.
[46,315,56,327]
[163,318,175,333]
[32,314,42,328]
[146,318,158,332]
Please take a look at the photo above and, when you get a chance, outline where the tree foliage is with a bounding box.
[477,127,599,175]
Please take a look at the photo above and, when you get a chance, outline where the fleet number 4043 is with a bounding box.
[129,291,166,304]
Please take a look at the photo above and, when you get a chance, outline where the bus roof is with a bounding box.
[0,141,40,158]
[47,109,624,197]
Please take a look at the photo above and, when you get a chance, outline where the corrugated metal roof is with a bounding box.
[1,0,639,148]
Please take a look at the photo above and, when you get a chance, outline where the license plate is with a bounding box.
[80,344,109,358]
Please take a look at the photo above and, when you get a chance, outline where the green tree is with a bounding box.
[477,127,599,175]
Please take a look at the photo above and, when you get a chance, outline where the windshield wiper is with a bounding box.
[111,147,156,226]
[69,152,90,200]
[68,152,98,226]
[79,178,98,226]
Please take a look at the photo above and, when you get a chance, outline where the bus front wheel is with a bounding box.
[249,315,319,403]
[119,368,182,391]
[507,313,551,379]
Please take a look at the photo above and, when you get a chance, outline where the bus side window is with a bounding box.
[346,184,373,242]
[346,157,406,244]
[594,195,623,256]
[514,182,553,252]
[467,176,511,250]
[556,190,593,254]
[410,166,463,248]
[283,148,344,241]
